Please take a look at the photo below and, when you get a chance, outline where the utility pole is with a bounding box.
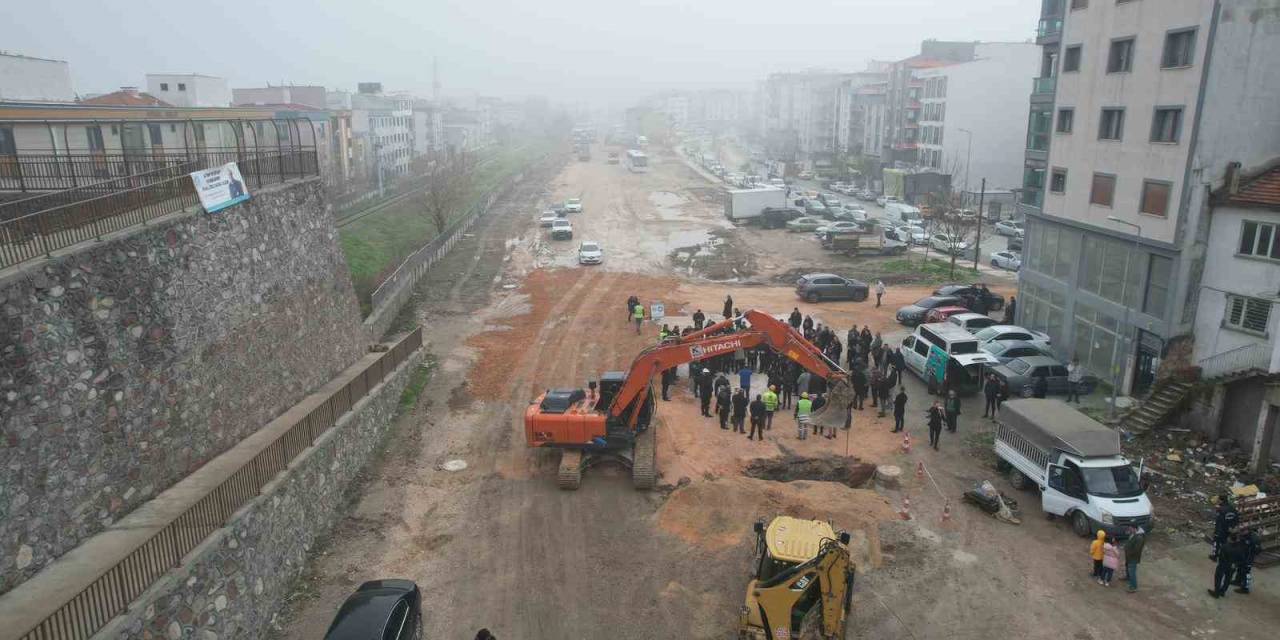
[958,127,973,206]
[973,178,985,271]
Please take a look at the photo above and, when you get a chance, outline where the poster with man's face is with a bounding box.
[191,162,251,213]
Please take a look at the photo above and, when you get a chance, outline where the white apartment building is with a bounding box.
[350,91,412,177]
[913,43,1039,192]
[1017,0,1280,410]
[834,72,888,157]
[0,52,74,102]
[145,74,231,107]
[760,72,846,162]
[411,99,444,158]
[232,85,327,109]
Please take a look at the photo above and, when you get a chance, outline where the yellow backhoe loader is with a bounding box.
[738,516,855,640]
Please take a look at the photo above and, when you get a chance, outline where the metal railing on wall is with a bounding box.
[0,147,318,270]
[15,327,422,640]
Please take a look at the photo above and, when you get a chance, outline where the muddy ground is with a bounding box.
[274,147,1276,639]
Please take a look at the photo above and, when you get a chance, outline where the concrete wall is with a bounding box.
[0,54,74,102]
[94,347,423,640]
[146,75,232,108]
[0,178,366,595]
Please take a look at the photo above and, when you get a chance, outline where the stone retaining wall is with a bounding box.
[94,346,423,640]
[0,178,366,593]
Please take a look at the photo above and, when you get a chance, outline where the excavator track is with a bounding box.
[558,449,583,490]
[631,426,656,490]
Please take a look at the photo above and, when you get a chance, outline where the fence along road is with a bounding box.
[0,327,422,640]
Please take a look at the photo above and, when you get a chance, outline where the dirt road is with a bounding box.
[275,147,1275,639]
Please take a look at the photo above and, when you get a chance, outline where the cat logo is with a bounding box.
[689,345,705,359]
[793,575,812,591]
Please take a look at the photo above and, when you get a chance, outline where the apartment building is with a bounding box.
[145,74,231,108]
[1017,0,1280,408]
[881,41,977,166]
[834,72,889,158]
[232,85,326,109]
[350,86,412,178]
[759,71,847,162]
[913,42,1039,192]
[411,99,444,158]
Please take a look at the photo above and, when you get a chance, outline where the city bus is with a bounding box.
[625,149,649,173]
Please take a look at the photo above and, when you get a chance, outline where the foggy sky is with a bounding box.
[2,0,1037,105]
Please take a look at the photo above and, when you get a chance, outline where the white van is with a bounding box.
[883,202,922,224]
[900,323,998,395]
[996,399,1153,537]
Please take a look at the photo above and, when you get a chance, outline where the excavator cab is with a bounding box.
[739,517,855,640]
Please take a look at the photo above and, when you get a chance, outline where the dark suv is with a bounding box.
[935,284,1004,312]
[895,295,963,326]
[795,273,869,302]
[760,207,803,229]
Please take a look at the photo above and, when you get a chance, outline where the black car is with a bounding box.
[935,284,1005,312]
[759,207,804,229]
[795,273,869,302]
[895,295,963,326]
[324,579,422,640]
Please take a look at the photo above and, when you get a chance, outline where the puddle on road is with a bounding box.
[649,191,689,221]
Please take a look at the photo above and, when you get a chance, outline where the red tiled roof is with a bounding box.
[1226,165,1280,209]
[80,91,172,107]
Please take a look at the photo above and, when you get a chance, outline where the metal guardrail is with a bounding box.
[1198,342,1274,380]
[0,148,318,270]
[17,327,423,640]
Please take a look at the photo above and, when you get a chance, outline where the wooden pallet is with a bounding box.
[1237,495,1280,566]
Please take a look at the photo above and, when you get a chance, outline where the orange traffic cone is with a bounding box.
[942,501,952,523]
[901,432,911,454]
[916,461,925,479]
[899,496,912,520]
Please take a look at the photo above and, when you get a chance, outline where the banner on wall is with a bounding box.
[190,162,251,213]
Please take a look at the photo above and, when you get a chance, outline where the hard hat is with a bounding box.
[801,392,809,398]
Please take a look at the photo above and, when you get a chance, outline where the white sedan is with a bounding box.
[564,198,583,213]
[897,224,928,245]
[975,325,1053,347]
[538,211,560,227]
[994,220,1024,237]
[990,250,1022,270]
[578,241,603,264]
[930,233,970,255]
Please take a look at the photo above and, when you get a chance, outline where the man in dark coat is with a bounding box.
[1209,532,1245,599]
[748,394,767,441]
[697,369,714,416]
[692,308,706,330]
[731,388,749,433]
[893,387,908,432]
[944,390,961,433]
[660,367,675,401]
[1210,495,1239,561]
[927,400,945,450]
[983,373,1000,418]
[716,384,732,429]
[788,307,803,329]
[1004,296,1017,324]
[722,295,734,319]
[1032,375,1048,399]
[851,366,868,410]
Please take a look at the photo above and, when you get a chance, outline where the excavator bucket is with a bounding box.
[810,377,858,433]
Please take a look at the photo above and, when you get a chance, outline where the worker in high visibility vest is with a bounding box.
[794,393,812,440]
[762,385,779,430]
[632,303,644,334]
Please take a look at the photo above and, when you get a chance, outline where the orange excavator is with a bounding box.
[524,309,851,489]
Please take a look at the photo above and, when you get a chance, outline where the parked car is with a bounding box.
[876,195,901,207]
[818,194,842,208]
[1007,236,1024,252]
[898,224,929,245]
[832,206,868,222]
[551,218,573,240]
[930,233,970,255]
[760,207,804,229]
[988,356,1096,398]
[980,339,1056,364]
[797,170,814,180]
[564,198,583,213]
[896,295,964,326]
[946,312,1000,333]
[786,216,826,232]
[923,305,972,324]
[538,211,560,227]
[857,190,877,202]
[935,284,1006,312]
[803,201,829,217]
[578,241,603,265]
[323,579,422,640]
[814,220,863,236]
[994,220,1025,237]
[990,250,1022,270]
[795,273,870,302]
[975,324,1052,347]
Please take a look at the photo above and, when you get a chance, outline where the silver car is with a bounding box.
[578,241,603,264]
[990,250,1022,270]
[990,355,1096,397]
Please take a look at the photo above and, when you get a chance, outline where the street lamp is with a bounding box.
[1106,215,1142,419]
[957,127,973,204]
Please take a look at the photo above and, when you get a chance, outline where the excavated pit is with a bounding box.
[744,454,877,488]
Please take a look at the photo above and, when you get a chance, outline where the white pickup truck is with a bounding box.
[995,399,1153,537]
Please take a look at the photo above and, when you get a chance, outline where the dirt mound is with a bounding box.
[744,454,876,488]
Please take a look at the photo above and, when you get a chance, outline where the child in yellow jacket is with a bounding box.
[1090,529,1106,582]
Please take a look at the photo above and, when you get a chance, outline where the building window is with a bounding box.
[1139,180,1171,217]
[1150,107,1183,143]
[1143,254,1172,316]
[1239,220,1280,260]
[1056,108,1074,133]
[1028,105,1052,151]
[1107,38,1135,73]
[178,83,186,91]
[1090,173,1116,206]
[1162,28,1196,68]
[160,83,169,91]
[1071,0,1088,8]
[1050,168,1068,193]
[1224,295,1272,335]
[1099,108,1125,140]
[1063,45,1082,72]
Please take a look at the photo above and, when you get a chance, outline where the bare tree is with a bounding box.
[416,151,477,234]
[922,188,975,279]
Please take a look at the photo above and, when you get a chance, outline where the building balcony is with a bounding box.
[893,142,918,151]
[1032,76,1057,95]
[1037,18,1062,44]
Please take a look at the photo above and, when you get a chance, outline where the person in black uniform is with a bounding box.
[731,388,749,433]
[716,385,732,429]
[1210,495,1239,561]
[748,394,767,441]
[692,309,706,330]
[1208,531,1244,598]
[697,371,714,417]
[926,400,945,450]
[1234,526,1260,594]
[893,387,908,432]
